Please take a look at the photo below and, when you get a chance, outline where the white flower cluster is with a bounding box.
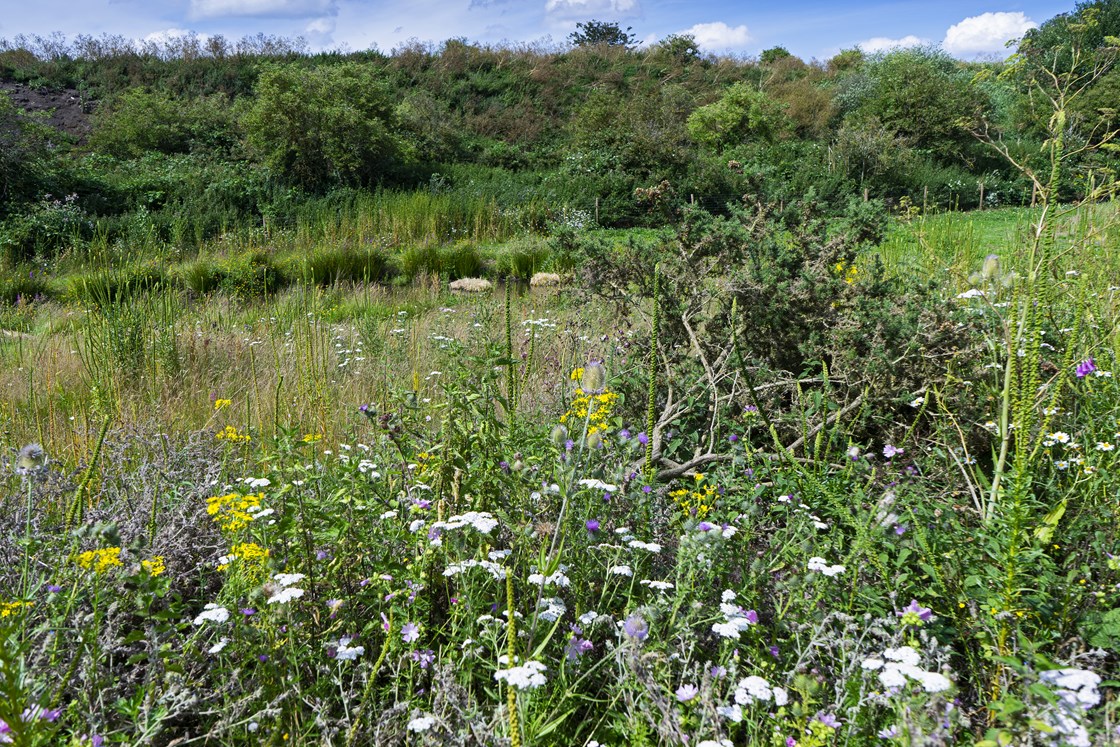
[628,540,662,553]
[443,559,507,580]
[193,603,230,625]
[1038,668,1101,747]
[861,646,952,693]
[807,556,846,577]
[711,591,756,640]
[538,597,567,622]
[335,636,365,661]
[578,478,620,492]
[494,660,548,690]
[528,567,570,587]
[717,675,788,722]
[268,572,307,605]
[429,511,500,536]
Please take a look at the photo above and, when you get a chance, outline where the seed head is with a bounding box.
[580,362,607,394]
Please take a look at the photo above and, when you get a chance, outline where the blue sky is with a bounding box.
[0,0,1077,61]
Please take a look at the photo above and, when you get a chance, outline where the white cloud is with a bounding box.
[189,0,337,19]
[142,28,197,45]
[544,0,640,21]
[680,21,751,51]
[304,16,335,48]
[942,12,1036,57]
[857,35,926,54]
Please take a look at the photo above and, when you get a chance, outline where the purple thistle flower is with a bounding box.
[728,434,739,443]
[619,428,631,440]
[1075,358,1097,378]
[258,654,269,662]
[46,584,62,593]
[586,519,601,533]
[636,432,649,445]
[499,460,510,473]
[697,521,716,532]
[642,485,652,494]
[623,613,649,641]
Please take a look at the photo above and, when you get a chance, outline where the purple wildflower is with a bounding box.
[258,654,269,662]
[586,519,601,533]
[769,645,780,658]
[642,485,652,494]
[240,608,256,616]
[46,584,62,593]
[675,683,700,702]
[412,649,436,668]
[883,444,903,459]
[500,460,510,473]
[401,622,420,643]
[619,428,631,440]
[894,524,908,536]
[898,599,933,625]
[636,432,649,445]
[566,636,594,661]
[623,613,649,641]
[814,712,842,729]
[728,433,739,443]
[1076,358,1097,378]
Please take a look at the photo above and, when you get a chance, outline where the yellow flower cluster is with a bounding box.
[834,260,859,285]
[561,368,619,437]
[141,556,166,577]
[214,398,232,410]
[219,542,270,574]
[207,492,264,532]
[216,425,251,443]
[301,432,322,443]
[669,474,717,518]
[75,547,124,574]
[0,600,34,618]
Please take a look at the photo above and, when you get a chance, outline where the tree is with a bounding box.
[241,62,407,190]
[568,20,637,48]
[759,46,792,65]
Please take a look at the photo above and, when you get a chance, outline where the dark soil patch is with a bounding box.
[1,81,94,143]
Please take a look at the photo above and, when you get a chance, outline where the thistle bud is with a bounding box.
[581,361,607,393]
[586,431,603,450]
[550,425,568,447]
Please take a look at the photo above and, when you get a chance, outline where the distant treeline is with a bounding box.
[1,0,1118,259]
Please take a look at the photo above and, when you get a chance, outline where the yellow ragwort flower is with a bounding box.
[141,556,166,577]
[75,547,124,574]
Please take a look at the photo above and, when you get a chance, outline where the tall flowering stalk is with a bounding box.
[505,573,521,747]
[644,265,659,482]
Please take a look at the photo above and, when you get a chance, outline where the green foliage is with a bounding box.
[687,83,791,150]
[241,62,407,190]
[0,95,59,216]
[89,87,237,158]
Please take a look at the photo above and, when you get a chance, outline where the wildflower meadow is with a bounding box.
[2,14,1120,747]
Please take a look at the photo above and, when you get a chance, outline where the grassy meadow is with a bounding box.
[2,189,1120,747]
